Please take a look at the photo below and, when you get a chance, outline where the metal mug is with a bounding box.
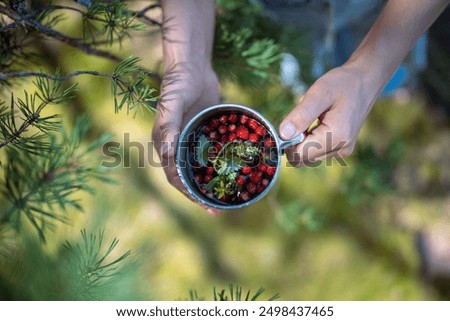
[176,104,305,210]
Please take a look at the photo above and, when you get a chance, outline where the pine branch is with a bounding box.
[0,116,114,242]
[0,57,158,150]
[0,4,161,82]
[188,284,280,301]
[133,3,162,27]
[0,4,120,59]
[64,229,131,299]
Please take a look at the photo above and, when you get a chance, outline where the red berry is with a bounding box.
[204,175,213,183]
[209,131,220,141]
[219,115,228,124]
[263,137,275,148]
[229,113,238,123]
[250,171,263,184]
[221,135,228,144]
[219,195,229,202]
[255,125,266,136]
[206,167,214,175]
[248,119,259,131]
[203,125,211,134]
[247,182,257,194]
[261,178,270,187]
[249,133,260,143]
[192,161,201,169]
[228,123,236,133]
[240,191,251,202]
[213,143,223,153]
[210,118,220,129]
[199,185,207,193]
[194,173,203,183]
[257,163,267,173]
[236,125,249,140]
[228,133,237,142]
[257,185,266,193]
[266,166,276,176]
[236,175,246,186]
[218,125,227,135]
[242,166,252,175]
[240,114,249,124]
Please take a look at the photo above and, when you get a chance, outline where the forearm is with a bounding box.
[160,0,216,69]
[347,0,449,93]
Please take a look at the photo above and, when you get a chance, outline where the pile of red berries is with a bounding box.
[189,112,278,205]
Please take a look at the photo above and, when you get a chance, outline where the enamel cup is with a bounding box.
[176,104,304,210]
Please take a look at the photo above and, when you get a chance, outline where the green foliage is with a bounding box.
[205,140,260,198]
[214,0,282,84]
[276,201,324,234]
[188,283,280,301]
[63,229,131,300]
[342,140,403,205]
[0,115,113,242]
[0,228,136,300]
[82,0,147,46]
[112,56,158,115]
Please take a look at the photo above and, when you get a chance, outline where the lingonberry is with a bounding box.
[248,119,259,131]
[247,182,257,194]
[255,125,266,136]
[209,131,220,141]
[236,175,246,185]
[249,133,259,143]
[209,118,219,129]
[236,126,249,140]
[228,133,237,142]
[240,114,249,124]
[219,115,228,124]
[242,166,252,175]
[266,166,276,176]
[228,123,236,133]
[194,173,203,183]
[257,163,267,173]
[203,125,211,134]
[263,137,275,148]
[228,113,238,123]
[218,125,227,135]
[240,191,250,202]
[250,171,263,184]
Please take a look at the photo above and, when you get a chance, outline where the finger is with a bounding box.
[155,100,184,161]
[279,85,333,140]
[285,121,352,167]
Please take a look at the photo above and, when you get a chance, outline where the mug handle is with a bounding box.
[278,133,306,153]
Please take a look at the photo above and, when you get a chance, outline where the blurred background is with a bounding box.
[0,0,449,300]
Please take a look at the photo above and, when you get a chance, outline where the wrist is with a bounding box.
[344,53,389,98]
[161,0,215,72]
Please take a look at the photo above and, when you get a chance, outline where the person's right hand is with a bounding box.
[152,62,221,215]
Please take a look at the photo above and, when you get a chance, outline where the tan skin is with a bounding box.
[152,0,449,214]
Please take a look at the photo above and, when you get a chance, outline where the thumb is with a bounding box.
[279,87,332,140]
[156,102,184,161]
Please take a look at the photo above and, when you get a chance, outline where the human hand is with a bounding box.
[152,62,221,214]
[279,63,380,166]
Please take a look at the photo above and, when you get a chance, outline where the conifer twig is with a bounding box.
[0,5,161,82]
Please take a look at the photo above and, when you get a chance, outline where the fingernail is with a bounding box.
[280,121,298,139]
